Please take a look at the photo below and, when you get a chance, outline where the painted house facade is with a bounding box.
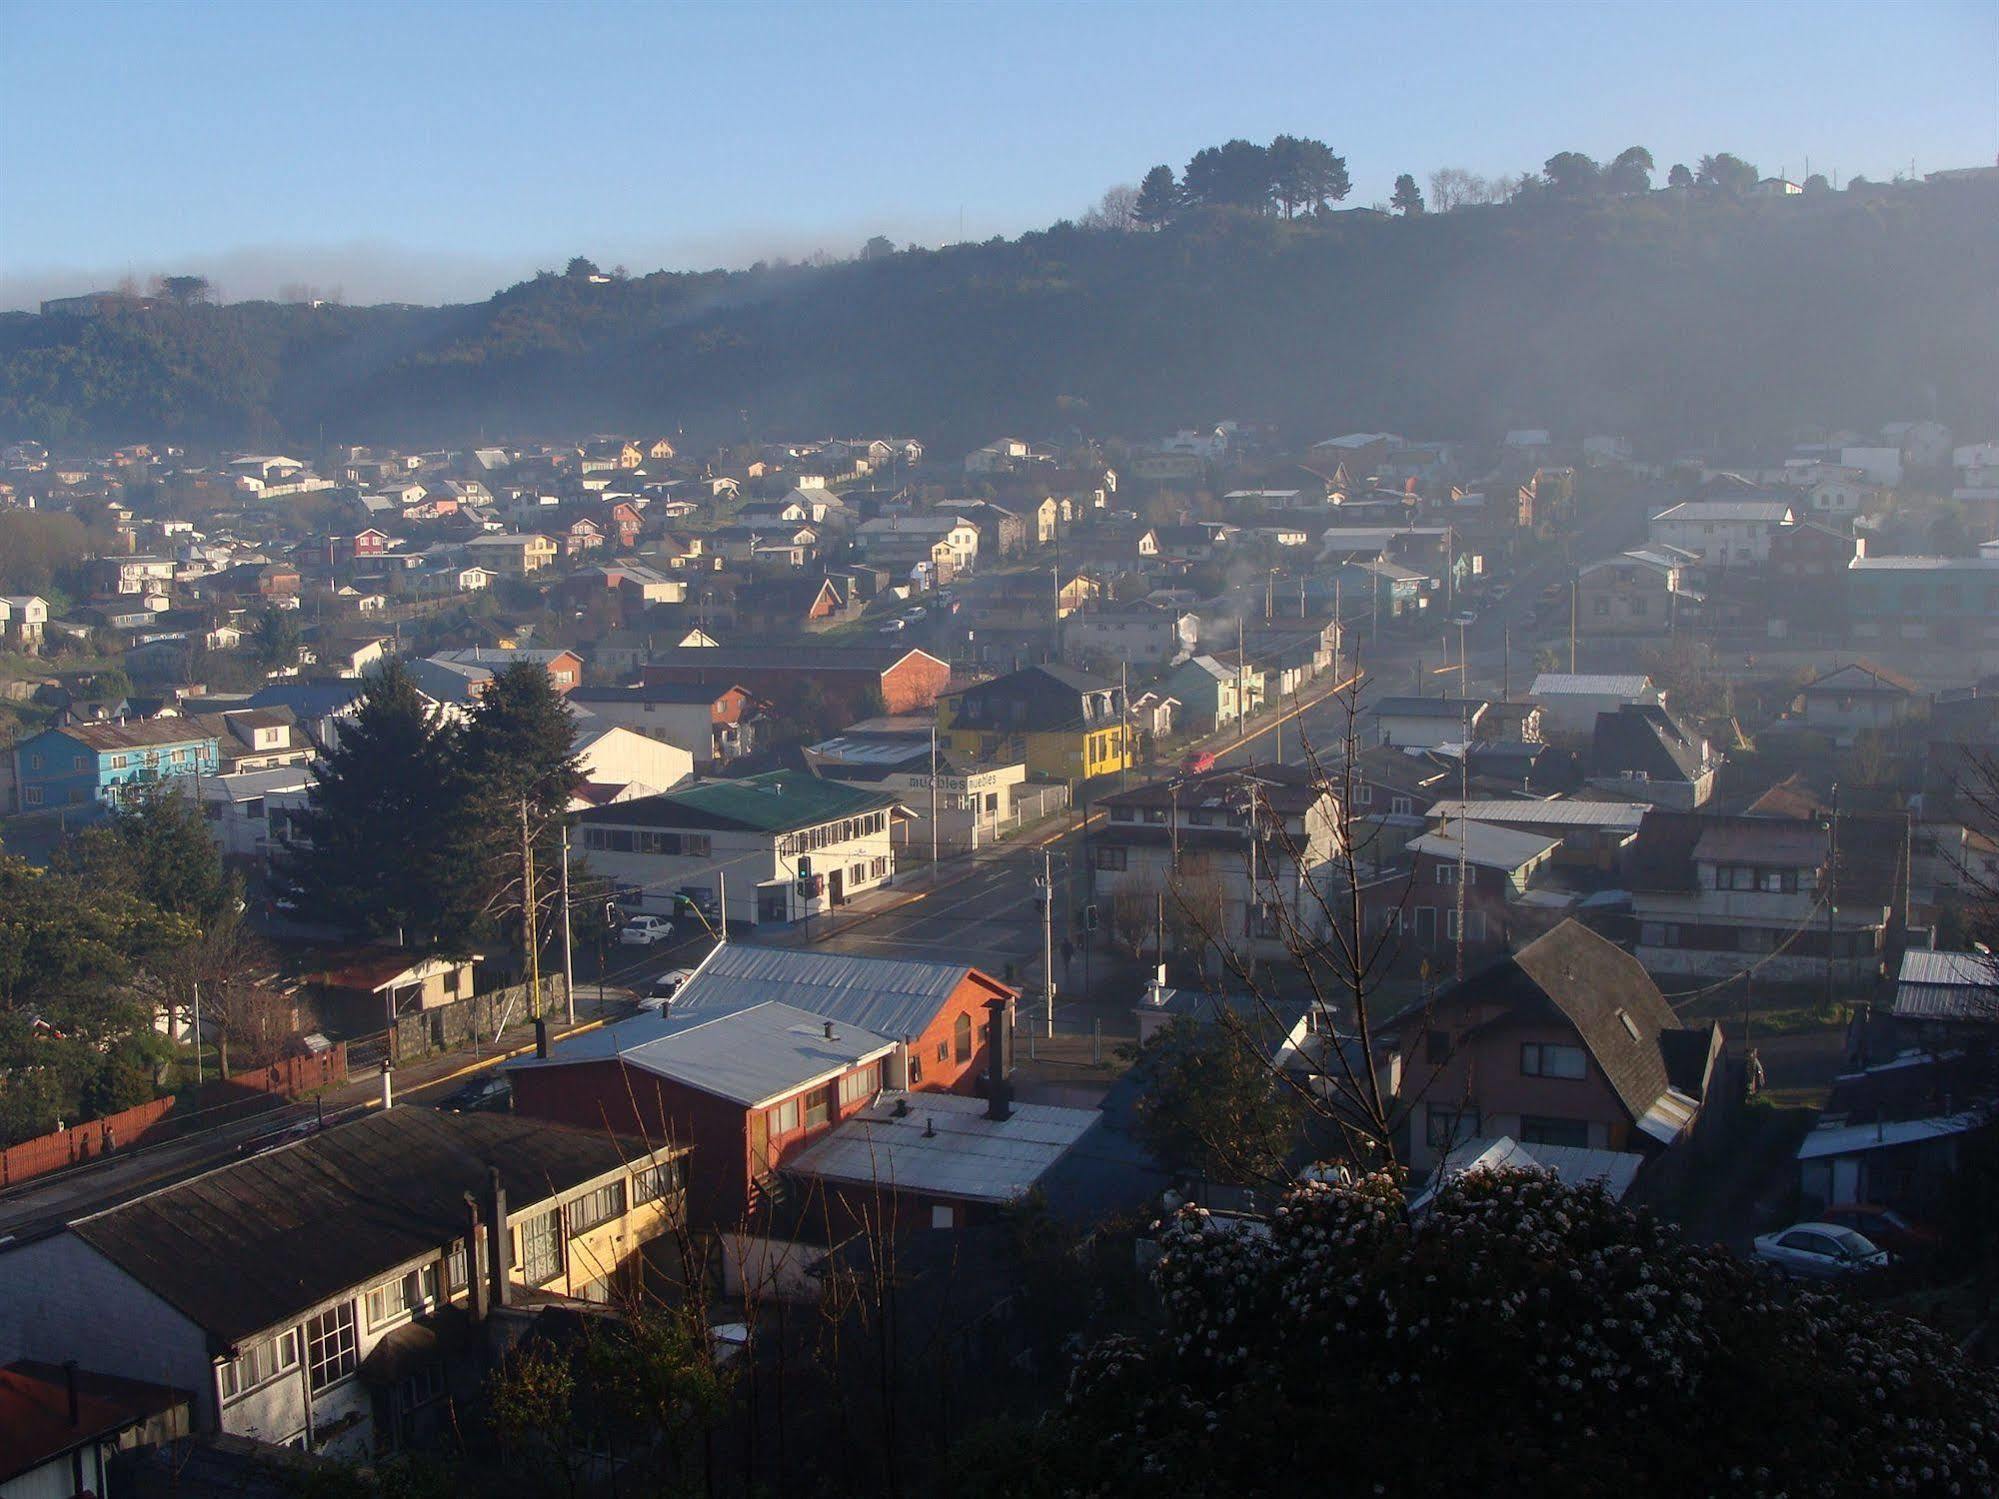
[11,720,221,812]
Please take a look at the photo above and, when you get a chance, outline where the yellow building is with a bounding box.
[937,663,1132,783]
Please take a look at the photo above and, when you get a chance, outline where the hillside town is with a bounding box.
[1,407,1997,1492]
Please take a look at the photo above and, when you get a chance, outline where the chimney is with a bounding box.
[463,1195,489,1322]
[823,1020,835,1041]
[985,1000,1011,1122]
[487,1167,510,1310]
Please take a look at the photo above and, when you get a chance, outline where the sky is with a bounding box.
[2,0,1994,309]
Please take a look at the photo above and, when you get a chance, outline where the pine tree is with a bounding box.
[278,659,486,951]
[1134,165,1177,228]
[463,661,582,826]
[1390,173,1425,215]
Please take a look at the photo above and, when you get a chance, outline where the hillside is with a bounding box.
[4,183,1997,455]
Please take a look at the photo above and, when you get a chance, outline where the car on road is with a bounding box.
[1752,1222,1891,1280]
[901,606,926,621]
[639,968,698,1011]
[1819,1204,1938,1259]
[618,914,674,946]
[878,618,906,633]
[437,1074,511,1114]
[241,1117,321,1156]
[1182,749,1216,774]
[1450,608,1478,628]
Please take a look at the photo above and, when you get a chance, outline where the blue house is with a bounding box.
[11,719,222,812]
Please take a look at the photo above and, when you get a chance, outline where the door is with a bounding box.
[828,868,845,906]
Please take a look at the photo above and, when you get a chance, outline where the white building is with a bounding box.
[576,771,900,927]
[1647,499,1796,567]
[572,725,695,807]
[1527,672,1662,737]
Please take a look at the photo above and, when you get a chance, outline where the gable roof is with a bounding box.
[70,1111,654,1344]
[1592,703,1707,782]
[665,944,1012,1045]
[1803,660,1920,697]
[1410,823,1561,872]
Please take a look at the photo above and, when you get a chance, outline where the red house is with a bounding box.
[642,645,951,716]
[508,946,1018,1227]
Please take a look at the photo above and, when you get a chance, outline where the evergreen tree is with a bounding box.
[1183,140,1274,213]
[278,659,486,951]
[1390,173,1425,215]
[1667,161,1695,188]
[1268,136,1348,215]
[68,784,234,925]
[1134,165,1177,228]
[463,661,582,827]
[1542,150,1602,197]
[1697,152,1759,195]
[250,607,301,670]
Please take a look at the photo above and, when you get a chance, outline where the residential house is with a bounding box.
[1622,811,1894,985]
[1393,822,1562,959]
[1589,703,1717,809]
[1373,697,1487,750]
[1796,1049,1987,1215]
[576,771,898,926]
[0,1361,188,1499]
[1794,661,1923,745]
[733,576,849,635]
[1646,499,1795,568]
[568,683,756,769]
[463,532,558,576]
[1576,550,1694,633]
[938,664,1131,783]
[855,514,980,577]
[1091,764,1342,956]
[806,723,1038,856]
[1424,799,1645,874]
[1528,673,1662,738]
[643,644,950,716]
[1847,556,1999,648]
[192,765,312,870]
[572,725,695,806]
[1386,919,1721,1172]
[85,554,177,598]
[11,719,221,812]
[1888,948,1997,1044]
[0,1110,687,1459]
[1061,602,1199,670]
[0,594,49,653]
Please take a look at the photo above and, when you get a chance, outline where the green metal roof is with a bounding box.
[579,771,896,833]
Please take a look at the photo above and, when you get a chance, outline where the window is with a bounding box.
[1390,796,1413,816]
[23,787,41,807]
[1521,1042,1587,1079]
[1427,1107,1480,1150]
[1640,921,1681,947]
[1434,864,1460,885]
[1520,1116,1591,1148]
[769,1097,800,1136]
[632,1158,684,1204]
[519,1209,563,1285]
[954,1011,974,1063]
[568,1179,628,1235]
[931,1205,956,1230]
[1354,784,1372,806]
[1593,597,1610,617]
[365,1269,433,1330]
[804,1088,831,1130]
[908,1052,924,1085]
[840,1063,881,1107]
[1094,845,1127,872]
[305,1303,357,1393]
[220,1329,299,1401]
[400,1364,447,1411]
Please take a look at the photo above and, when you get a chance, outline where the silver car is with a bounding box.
[1752,1221,1890,1280]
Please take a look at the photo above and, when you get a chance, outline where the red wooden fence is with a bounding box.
[0,1043,347,1189]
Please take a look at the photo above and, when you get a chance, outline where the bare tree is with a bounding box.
[1080,183,1141,233]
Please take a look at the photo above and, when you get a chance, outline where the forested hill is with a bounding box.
[5,182,1997,456]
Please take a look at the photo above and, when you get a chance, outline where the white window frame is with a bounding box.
[305,1303,357,1393]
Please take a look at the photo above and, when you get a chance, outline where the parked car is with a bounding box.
[1182,749,1217,774]
[1450,608,1478,628]
[1820,1204,1938,1259]
[639,968,698,1011]
[619,914,673,946]
[902,606,926,621]
[878,618,906,633]
[437,1074,511,1114]
[1752,1222,1891,1280]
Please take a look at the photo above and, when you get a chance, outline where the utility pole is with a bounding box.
[192,980,203,1087]
[1502,623,1512,702]
[1457,621,1468,700]
[1569,576,1578,674]
[522,799,547,1058]
[929,723,940,868]
[1824,782,1840,1015]
[1236,613,1247,740]
[558,819,575,1025]
[1041,846,1056,1038]
[1456,710,1470,983]
[1120,660,1131,791]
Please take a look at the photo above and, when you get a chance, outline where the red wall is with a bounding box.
[906,975,1014,1095]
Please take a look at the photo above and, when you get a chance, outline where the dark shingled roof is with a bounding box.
[71,1110,661,1344]
[1593,703,1708,783]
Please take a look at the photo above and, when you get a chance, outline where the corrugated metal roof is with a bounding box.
[1410,824,1560,871]
[1529,673,1654,698]
[1897,950,1997,988]
[1412,1135,1645,1212]
[611,1001,897,1108]
[1795,1113,1983,1160]
[671,944,1010,1042]
[1427,799,1647,831]
[784,1092,1099,1203]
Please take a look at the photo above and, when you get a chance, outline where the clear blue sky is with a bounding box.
[3,0,1993,307]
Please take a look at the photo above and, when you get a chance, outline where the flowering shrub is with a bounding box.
[1012,1168,1999,1497]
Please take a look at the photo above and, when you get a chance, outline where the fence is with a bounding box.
[387,975,570,1065]
[0,1044,348,1190]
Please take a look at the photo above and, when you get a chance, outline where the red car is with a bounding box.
[1182,749,1216,774]
[1819,1204,1939,1259]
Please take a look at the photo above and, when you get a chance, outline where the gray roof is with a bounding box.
[69,1110,662,1344]
[1375,697,1489,719]
[1530,673,1654,699]
[1892,949,1999,1022]
[571,1001,898,1108]
[1426,799,1647,832]
[783,1092,1099,1203]
[668,943,1012,1042]
[1410,823,1561,872]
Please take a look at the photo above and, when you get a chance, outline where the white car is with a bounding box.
[1450,608,1478,628]
[878,618,906,633]
[902,606,926,621]
[1752,1222,1890,1280]
[618,914,673,946]
[638,968,697,1010]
